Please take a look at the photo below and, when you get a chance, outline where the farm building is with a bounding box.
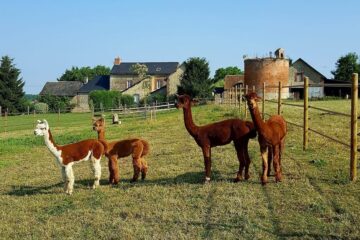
[72,75,110,112]
[213,75,244,104]
[244,48,290,99]
[110,57,185,103]
[39,81,84,108]
[289,58,326,99]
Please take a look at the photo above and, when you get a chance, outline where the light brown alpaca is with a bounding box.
[92,117,150,184]
[244,92,287,185]
[176,94,257,183]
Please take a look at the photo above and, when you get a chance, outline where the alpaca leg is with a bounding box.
[202,146,212,183]
[108,156,119,185]
[273,145,282,182]
[279,137,285,171]
[65,165,74,195]
[61,166,68,192]
[267,146,273,176]
[131,158,142,183]
[244,139,251,180]
[234,141,245,182]
[91,157,102,189]
[260,146,269,185]
[140,158,148,180]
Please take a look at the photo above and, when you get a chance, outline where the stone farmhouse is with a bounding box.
[39,57,185,112]
[109,57,185,103]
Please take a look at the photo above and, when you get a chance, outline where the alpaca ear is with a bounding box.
[37,120,41,123]
[43,119,49,128]
[92,117,97,122]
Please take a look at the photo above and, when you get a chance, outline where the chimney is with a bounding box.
[114,56,121,65]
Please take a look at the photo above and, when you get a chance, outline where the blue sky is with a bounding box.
[1,0,359,94]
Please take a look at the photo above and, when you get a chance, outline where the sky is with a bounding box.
[1,0,359,94]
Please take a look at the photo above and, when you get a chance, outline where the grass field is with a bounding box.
[0,100,360,239]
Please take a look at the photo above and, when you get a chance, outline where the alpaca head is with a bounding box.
[244,92,261,110]
[175,94,196,109]
[92,117,105,132]
[34,119,49,136]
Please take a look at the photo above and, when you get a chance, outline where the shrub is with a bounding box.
[37,94,71,112]
[89,91,134,109]
[34,102,49,113]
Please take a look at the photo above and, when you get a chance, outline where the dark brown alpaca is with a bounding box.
[244,92,287,185]
[176,94,257,183]
[92,117,150,184]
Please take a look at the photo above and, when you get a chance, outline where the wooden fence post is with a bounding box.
[27,106,30,115]
[303,77,309,151]
[262,82,266,120]
[235,86,238,107]
[4,111,8,134]
[0,106,2,116]
[239,86,242,113]
[278,81,282,115]
[245,85,248,119]
[58,108,60,122]
[350,73,358,181]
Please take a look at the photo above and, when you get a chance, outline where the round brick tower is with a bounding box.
[244,48,289,99]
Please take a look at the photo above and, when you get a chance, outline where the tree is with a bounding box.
[331,52,360,82]
[58,65,110,83]
[213,66,243,83]
[178,57,212,98]
[0,56,25,113]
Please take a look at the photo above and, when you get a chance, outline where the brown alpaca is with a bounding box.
[244,92,287,185]
[176,94,257,183]
[92,117,150,184]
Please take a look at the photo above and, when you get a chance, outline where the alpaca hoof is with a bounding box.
[233,177,242,183]
[65,189,73,195]
[275,174,282,182]
[261,176,268,186]
[245,174,251,180]
[204,178,211,184]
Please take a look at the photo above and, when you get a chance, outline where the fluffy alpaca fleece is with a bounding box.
[34,120,104,194]
[92,117,150,184]
[244,92,287,185]
[176,94,257,183]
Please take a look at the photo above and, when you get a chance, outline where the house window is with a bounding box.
[156,79,162,89]
[127,80,133,88]
[133,94,140,103]
[295,72,304,82]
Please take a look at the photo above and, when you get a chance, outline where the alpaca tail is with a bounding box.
[141,139,150,157]
[246,121,257,139]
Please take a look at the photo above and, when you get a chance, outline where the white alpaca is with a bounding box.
[34,120,104,194]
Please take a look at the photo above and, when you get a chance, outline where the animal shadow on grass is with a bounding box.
[116,170,239,190]
[7,183,64,196]
[7,179,109,196]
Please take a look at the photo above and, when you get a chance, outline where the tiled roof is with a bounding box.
[39,81,83,96]
[78,75,110,93]
[111,62,179,75]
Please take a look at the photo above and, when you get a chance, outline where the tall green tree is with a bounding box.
[213,66,243,83]
[331,52,360,82]
[178,57,212,98]
[58,65,110,83]
[0,56,25,112]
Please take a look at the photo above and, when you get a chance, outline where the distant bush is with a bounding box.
[143,93,167,105]
[89,91,134,109]
[37,94,71,112]
[34,102,49,113]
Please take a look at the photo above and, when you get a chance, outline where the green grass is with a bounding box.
[0,100,360,239]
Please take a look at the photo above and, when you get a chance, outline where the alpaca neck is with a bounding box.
[43,129,60,155]
[249,106,266,133]
[183,106,199,137]
[97,129,105,140]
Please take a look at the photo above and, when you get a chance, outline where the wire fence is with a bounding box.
[217,73,359,181]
